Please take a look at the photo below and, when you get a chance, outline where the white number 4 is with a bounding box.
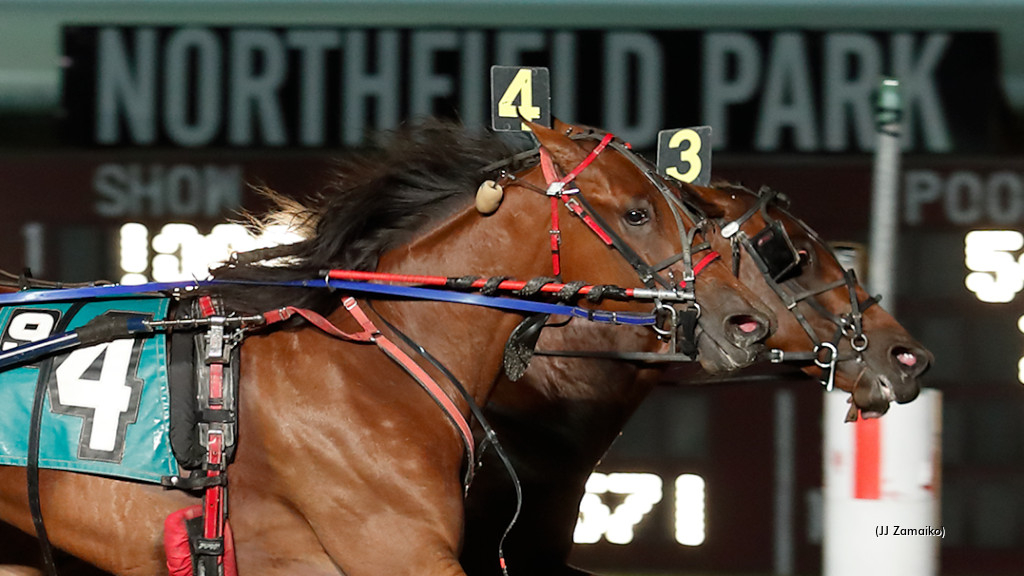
[48,314,145,461]
[497,68,542,130]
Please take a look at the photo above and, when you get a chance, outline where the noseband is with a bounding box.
[721,186,879,390]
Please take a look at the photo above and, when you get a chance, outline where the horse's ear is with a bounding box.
[677,181,726,219]
[551,118,578,136]
[527,118,588,168]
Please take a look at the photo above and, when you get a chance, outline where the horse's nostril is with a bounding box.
[892,346,927,375]
[728,314,767,340]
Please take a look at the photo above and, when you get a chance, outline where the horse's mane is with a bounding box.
[211,120,522,313]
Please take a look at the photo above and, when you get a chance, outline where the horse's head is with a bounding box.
[516,121,775,374]
[698,183,933,418]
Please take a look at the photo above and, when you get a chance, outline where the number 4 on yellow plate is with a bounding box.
[490,65,551,132]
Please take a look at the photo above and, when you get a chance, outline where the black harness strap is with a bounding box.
[28,355,59,576]
[570,193,659,287]
[552,132,715,359]
[722,187,883,389]
[27,301,85,576]
[533,349,698,363]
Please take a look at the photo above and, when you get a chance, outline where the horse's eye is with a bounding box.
[624,208,650,226]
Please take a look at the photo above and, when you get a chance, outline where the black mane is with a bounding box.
[211,120,522,313]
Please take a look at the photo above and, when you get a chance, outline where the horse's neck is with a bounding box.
[488,321,669,467]
[369,197,554,406]
[386,192,551,277]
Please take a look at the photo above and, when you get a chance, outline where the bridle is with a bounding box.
[719,185,880,391]
[498,129,720,357]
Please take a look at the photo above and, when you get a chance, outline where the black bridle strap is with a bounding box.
[567,133,708,295]
[721,186,778,238]
[650,241,712,274]
[844,269,869,336]
[802,279,880,341]
[533,349,698,363]
[26,303,84,576]
[736,233,824,347]
[785,277,850,307]
[569,192,660,288]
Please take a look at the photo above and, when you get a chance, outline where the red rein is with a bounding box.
[325,259,719,297]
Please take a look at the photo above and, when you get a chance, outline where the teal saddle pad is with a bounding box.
[0,297,178,483]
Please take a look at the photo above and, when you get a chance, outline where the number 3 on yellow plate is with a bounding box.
[657,126,712,187]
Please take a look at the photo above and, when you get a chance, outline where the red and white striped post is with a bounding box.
[822,388,942,575]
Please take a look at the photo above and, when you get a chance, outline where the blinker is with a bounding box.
[751,221,801,282]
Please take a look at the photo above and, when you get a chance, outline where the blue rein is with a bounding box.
[0,277,659,371]
[0,278,658,325]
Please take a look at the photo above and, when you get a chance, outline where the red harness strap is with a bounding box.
[692,250,721,277]
[165,295,238,576]
[263,298,476,467]
[198,297,228,558]
[262,301,375,342]
[538,134,616,275]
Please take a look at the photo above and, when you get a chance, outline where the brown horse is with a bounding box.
[0,121,774,575]
[458,123,932,576]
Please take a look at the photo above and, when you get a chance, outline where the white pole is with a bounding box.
[823,78,942,576]
[822,390,943,576]
[868,78,902,310]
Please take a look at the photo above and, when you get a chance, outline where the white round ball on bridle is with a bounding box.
[475,180,504,214]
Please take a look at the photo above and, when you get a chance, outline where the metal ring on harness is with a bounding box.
[652,301,678,338]
[840,317,858,338]
[814,341,839,392]
[814,342,838,369]
[851,333,869,352]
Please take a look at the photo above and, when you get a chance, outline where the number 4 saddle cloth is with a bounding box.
[0,298,178,483]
